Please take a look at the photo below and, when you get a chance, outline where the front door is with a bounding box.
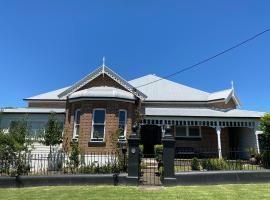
[140,125,162,155]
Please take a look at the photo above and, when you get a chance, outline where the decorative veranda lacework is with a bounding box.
[0,152,127,176]
[142,118,258,128]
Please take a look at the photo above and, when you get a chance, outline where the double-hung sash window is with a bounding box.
[118,110,127,140]
[73,109,81,138]
[91,109,106,141]
[175,126,201,138]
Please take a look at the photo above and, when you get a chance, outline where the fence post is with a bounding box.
[162,126,176,186]
[126,126,140,185]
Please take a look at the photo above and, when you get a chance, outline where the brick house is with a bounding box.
[0,63,264,157]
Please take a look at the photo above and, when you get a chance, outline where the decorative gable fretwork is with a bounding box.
[58,66,147,100]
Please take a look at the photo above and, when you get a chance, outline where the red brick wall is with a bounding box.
[79,74,129,92]
[28,101,66,108]
[174,126,229,153]
[63,100,137,153]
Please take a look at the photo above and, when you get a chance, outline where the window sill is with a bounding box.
[175,137,202,141]
[118,139,127,145]
[88,141,106,147]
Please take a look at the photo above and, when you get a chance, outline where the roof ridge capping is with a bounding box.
[58,65,147,100]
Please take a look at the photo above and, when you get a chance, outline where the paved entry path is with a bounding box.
[140,157,162,186]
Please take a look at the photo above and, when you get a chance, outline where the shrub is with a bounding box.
[158,166,164,180]
[154,144,163,155]
[262,151,270,169]
[260,113,270,150]
[78,162,121,174]
[154,144,163,162]
[247,147,257,157]
[202,158,228,170]
[255,153,262,164]
[67,142,80,173]
[139,145,144,154]
[191,157,201,170]
[227,160,243,170]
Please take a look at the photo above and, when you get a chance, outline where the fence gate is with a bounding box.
[139,154,162,186]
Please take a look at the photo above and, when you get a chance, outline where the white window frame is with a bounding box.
[118,109,127,141]
[91,108,106,142]
[30,120,47,139]
[73,109,81,139]
[175,126,201,138]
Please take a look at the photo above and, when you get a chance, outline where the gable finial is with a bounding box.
[102,56,105,67]
[231,80,234,90]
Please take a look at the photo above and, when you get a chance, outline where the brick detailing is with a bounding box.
[28,101,66,108]
[63,100,136,153]
[78,74,129,92]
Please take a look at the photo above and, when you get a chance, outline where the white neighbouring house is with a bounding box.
[0,63,265,158]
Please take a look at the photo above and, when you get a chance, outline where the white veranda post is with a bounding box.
[216,127,222,159]
[255,130,262,154]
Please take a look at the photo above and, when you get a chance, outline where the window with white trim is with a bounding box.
[118,110,127,140]
[73,109,81,138]
[175,126,201,138]
[91,109,106,141]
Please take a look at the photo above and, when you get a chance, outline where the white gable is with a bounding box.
[58,66,146,100]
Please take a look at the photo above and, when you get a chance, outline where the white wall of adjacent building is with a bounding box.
[0,112,65,154]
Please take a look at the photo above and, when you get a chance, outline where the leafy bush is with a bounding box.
[139,145,144,154]
[154,144,163,162]
[247,147,257,157]
[158,166,164,180]
[262,151,270,169]
[191,157,200,170]
[201,159,229,170]
[69,142,80,169]
[0,118,32,176]
[227,160,243,170]
[255,153,262,164]
[78,162,121,174]
[154,145,163,155]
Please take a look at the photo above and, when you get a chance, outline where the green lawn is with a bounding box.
[0,184,270,200]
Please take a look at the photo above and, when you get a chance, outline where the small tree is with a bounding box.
[260,113,270,150]
[260,113,270,168]
[42,113,63,154]
[0,117,32,176]
[69,142,80,172]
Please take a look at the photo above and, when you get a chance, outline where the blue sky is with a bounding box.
[0,1,269,111]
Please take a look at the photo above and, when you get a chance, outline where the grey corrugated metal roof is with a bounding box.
[69,86,135,100]
[25,87,69,100]
[129,74,210,101]
[1,108,65,114]
[208,89,232,101]
[144,107,264,118]
[25,73,236,103]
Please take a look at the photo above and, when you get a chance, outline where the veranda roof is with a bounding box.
[143,107,264,118]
